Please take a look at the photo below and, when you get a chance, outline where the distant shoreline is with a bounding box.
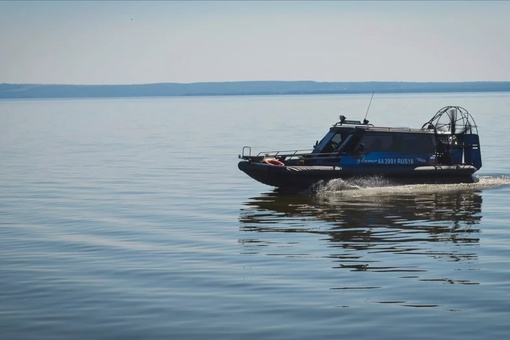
[1,81,510,99]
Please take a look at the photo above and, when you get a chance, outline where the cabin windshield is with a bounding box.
[338,134,354,152]
[313,131,343,154]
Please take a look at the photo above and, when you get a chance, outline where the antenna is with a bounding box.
[363,92,374,124]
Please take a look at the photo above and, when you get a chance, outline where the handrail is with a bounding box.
[239,147,343,161]
[256,149,313,158]
[241,146,252,157]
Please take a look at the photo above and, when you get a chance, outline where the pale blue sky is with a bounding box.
[1,1,509,84]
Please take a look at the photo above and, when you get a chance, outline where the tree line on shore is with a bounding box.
[1,81,510,99]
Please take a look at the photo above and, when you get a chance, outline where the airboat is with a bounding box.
[238,106,482,190]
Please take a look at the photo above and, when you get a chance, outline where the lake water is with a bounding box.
[1,93,510,339]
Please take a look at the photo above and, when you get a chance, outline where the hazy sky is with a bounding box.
[1,1,509,84]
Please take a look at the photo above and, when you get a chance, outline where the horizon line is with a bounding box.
[3,80,510,86]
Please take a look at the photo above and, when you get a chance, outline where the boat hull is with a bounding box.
[238,161,477,190]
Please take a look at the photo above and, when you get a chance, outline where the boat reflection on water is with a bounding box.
[239,180,483,276]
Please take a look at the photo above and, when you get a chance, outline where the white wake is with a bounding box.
[313,175,510,198]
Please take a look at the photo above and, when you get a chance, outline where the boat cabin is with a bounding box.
[313,125,436,155]
[308,109,481,169]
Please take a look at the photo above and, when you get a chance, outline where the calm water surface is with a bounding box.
[1,93,510,339]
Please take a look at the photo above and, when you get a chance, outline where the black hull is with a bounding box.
[238,161,477,190]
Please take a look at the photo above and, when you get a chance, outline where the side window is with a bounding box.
[392,134,435,153]
[415,135,435,153]
[358,133,436,153]
[360,133,392,152]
